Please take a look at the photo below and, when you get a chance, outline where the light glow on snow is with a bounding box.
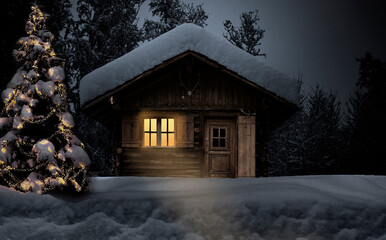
[48,66,65,82]
[1,175,386,239]
[15,122,23,130]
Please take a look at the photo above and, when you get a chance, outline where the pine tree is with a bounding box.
[302,87,342,174]
[0,5,89,194]
[63,0,145,175]
[223,10,266,57]
[67,0,145,113]
[343,53,386,174]
[0,0,72,97]
[142,0,208,41]
[269,87,342,176]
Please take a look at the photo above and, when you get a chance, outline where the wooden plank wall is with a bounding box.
[119,64,259,111]
[121,148,201,177]
[176,114,194,148]
[120,112,200,177]
[122,115,139,148]
[237,116,256,177]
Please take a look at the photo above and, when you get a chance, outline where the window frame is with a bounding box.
[143,117,176,148]
[209,125,230,151]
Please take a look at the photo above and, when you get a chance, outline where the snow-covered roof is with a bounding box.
[79,23,299,106]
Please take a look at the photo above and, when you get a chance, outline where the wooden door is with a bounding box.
[203,119,236,177]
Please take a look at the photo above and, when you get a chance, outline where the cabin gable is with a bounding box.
[117,52,263,111]
[82,51,297,178]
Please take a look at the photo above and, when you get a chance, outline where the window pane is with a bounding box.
[220,138,226,147]
[161,133,167,146]
[213,128,218,137]
[220,128,226,137]
[144,133,149,146]
[213,138,219,147]
[151,119,157,132]
[161,119,167,132]
[144,119,149,132]
[168,133,175,146]
[168,119,174,132]
[151,133,157,146]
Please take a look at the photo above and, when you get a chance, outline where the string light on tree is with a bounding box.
[0,5,89,194]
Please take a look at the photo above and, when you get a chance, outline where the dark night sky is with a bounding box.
[137,0,386,103]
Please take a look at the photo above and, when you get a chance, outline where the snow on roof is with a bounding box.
[79,23,299,106]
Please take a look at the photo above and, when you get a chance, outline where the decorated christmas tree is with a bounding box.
[0,5,89,194]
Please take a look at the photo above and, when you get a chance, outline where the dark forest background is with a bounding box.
[1,0,385,176]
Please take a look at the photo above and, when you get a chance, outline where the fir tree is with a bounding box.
[302,87,342,174]
[142,0,208,41]
[0,5,89,194]
[223,10,266,57]
[269,87,342,176]
[343,53,386,174]
[0,0,72,96]
[67,0,145,113]
[63,0,145,175]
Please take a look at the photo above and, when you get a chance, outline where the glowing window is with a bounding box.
[144,118,175,147]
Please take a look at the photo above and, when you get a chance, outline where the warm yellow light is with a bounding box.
[21,181,33,192]
[40,139,49,145]
[16,122,23,129]
[47,146,53,153]
[151,119,157,132]
[151,133,157,146]
[70,179,81,191]
[58,152,64,160]
[35,86,42,96]
[169,133,175,147]
[161,133,167,147]
[58,177,66,185]
[58,125,65,132]
[5,91,13,102]
[62,118,72,128]
[1,148,6,154]
[48,68,54,76]
[161,119,167,132]
[144,133,149,146]
[144,119,149,132]
[168,119,174,132]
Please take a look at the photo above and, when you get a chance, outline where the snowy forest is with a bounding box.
[1,2,386,239]
[1,0,385,178]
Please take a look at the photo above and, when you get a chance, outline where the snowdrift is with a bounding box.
[1,175,386,239]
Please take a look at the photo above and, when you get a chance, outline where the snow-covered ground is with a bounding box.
[1,175,386,240]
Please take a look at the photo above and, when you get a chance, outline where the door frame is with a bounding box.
[202,117,237,178]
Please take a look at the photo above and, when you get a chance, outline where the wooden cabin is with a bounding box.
[80,24,298,178]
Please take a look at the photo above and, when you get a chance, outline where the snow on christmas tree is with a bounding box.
[0,5,89,194]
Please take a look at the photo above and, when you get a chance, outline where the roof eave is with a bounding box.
[82,50,298,114]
